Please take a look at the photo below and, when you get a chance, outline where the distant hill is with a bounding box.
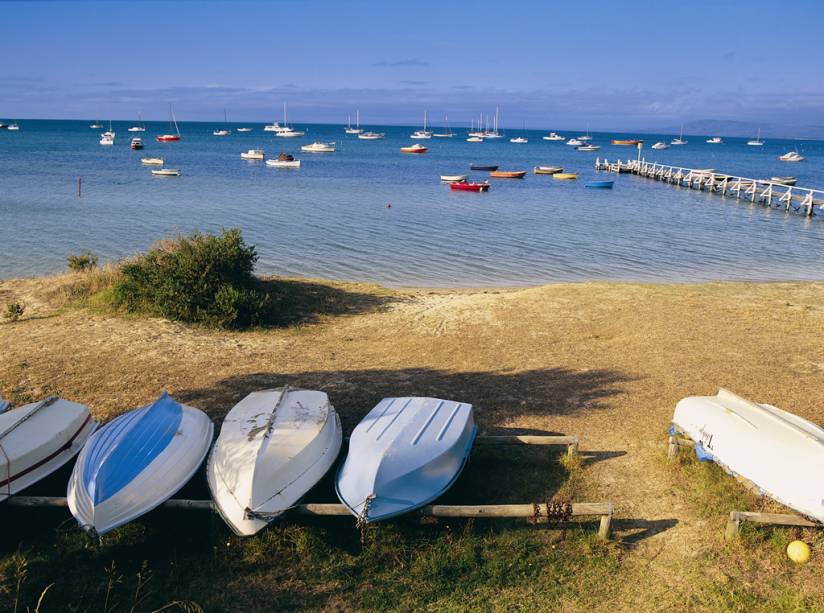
[656,120,824,140]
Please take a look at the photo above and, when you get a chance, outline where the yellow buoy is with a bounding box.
[787,540,811,564]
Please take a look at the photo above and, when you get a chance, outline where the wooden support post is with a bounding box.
[725,511,741,540]
[725,510,821,539]
[598,503,613,540]
[76,177,82,197]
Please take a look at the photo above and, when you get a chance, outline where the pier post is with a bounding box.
[77,177,82,197]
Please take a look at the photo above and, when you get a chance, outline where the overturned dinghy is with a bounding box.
[207,388,342,536]
[336,397,476,523]
[0,398,8,413]
[0,397,98,501]
[673,388,824,522]
[67,393,213,536]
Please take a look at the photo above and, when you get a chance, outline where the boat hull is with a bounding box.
[207,388,342,536]
[67,393,213,536]
[266,160,301,168]
[450,182,490,192]
[0,398,98,502]
[585,180,614,188]
[673,389,824,522]
[534,166,563,175]
[156,135,180,142]
[469,165,498,171]
[336,397,476,522]
[553,173,578,180]
[490,171,526,178]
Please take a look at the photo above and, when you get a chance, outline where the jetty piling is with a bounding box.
[595,158,824,218]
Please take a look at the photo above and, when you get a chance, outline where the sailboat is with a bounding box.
[213,109,231,136]
[410,111,432,139]
[275,103,305,137]
[89,120,103,129]
[671,125,687,145]
[345,110,363,134]
[510,120,528,143]
[156,104,181,142]
[482,107,503,138]
[432,115,454,138]
[747,128,764,146]
[128,113,146,132]
[467,116,485,138]
[102,119,115,139]
[577,124,592,141]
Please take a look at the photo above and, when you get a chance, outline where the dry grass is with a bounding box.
[2,275,824,610]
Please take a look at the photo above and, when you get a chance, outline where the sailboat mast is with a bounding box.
[356,109,360,129]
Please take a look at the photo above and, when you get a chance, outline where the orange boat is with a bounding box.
[400,144,428,154]
[489,170,526,179]
[612,139,644,146]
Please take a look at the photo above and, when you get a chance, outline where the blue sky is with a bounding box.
[2,0,823,130]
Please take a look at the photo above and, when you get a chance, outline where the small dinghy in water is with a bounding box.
[336,396,476,523]
[0,397,98,501]
[673,388,824,522]
[67,393,213,536]
[207,388,342,536]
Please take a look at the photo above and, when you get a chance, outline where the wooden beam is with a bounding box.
[725,510,822,539]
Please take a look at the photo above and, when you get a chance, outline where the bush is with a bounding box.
[67,251,98,272]
[4,302,24,322]
[109,229,268,329]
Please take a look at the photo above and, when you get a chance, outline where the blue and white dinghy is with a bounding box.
[67,392,213,536]
[0,397,98,501]
[674,388,824,522]
[336,396,476,523]
[0,398,9,413]
[207,387,342,535]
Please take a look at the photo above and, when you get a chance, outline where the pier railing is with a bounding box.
[595,158,824,217]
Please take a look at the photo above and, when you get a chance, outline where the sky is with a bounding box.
[2,0,824,131]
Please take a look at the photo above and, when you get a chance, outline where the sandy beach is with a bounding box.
[2,273,824,609]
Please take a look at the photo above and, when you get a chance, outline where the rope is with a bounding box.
[356,494,375,544]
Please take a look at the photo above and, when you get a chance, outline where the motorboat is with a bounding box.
[99,135,114,146]
[7,123,20,131]
[151,168,181,176]
[510,136,528,143]
[400,143,427,153]
[240,149,265,160]
[345,110,363,134]
[266,158,301,168]
[612,139,643,145]
[770,176,797,185]
[89,121,103,129]
[156,104,181,142]
[577,144,601,151]
[706,137,723,144]
[101,120,115,139]
[747,129,764,146]
[0,397,98,502]
[673,389,824,523]
[440,174,468,182]
[264,122,289,133]
[300,141,335,153]
[207,388,342,536]
[237,127,253,132]
[490,170,526,179]
[213,129,231,136]
[534,166,563,175]
[128,113,146,132]
[566,138,583,146]
[466,137,484,142]
[651,141,669,150]
[779,150,805,162]
[140,157,164,165]
[336,396,476,522]
[585,180,614,188]
[543,132,565,141]
[130,137,144,150]
[358,131,385,140]
[469,164,498,171]
[553,172,578,180]
[450,181,490,192]
[67,392,213,536]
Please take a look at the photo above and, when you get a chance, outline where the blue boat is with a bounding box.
[336,396,476,523]
[67,392,213,536]
[585,180,614,188]
[469,164,499,171]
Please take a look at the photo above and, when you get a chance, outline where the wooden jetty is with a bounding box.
[595,158,824,217]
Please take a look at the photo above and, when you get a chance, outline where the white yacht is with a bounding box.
[566,138,583,146]
[651,141,669,150]
[301,141,335,153]
[746,129,764,146]
[240,149,265,160]
[358,131,385,140]
[543,132,565,141]
[410,111,432,139]
[706,137,723,144]
[345,110,363,134]
[779,150,805,162]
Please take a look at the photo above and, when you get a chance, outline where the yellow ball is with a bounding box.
[787,540,811,564]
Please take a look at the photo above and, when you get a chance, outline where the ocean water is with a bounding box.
[1,120,822,287]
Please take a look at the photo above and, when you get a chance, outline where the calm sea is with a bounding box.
[1,120,822,287]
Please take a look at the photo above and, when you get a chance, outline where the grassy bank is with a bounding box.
[2,272,824,610]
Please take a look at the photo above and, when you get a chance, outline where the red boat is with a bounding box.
[156,104,181,142]
[450,181,490,192]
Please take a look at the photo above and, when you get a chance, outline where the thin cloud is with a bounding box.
[373,58,431,67]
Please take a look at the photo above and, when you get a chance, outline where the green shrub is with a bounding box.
[67,251,98,272]
[4,302,24,322]
[109,229,268,329]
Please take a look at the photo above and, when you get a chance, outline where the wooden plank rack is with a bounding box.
[4,435,613,539]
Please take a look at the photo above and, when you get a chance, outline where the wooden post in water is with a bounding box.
[77,177,82,197]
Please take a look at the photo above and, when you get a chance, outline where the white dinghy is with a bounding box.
[673,388,824,522]
[0,397,98,501]
[67,392,213,536]
[207,387,342,536]
[336,396,476,523]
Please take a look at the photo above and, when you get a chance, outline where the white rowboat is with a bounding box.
[673,388,824,523]
[241,149,265,160]
[440,174,468,182]
[207,388,342,536]
[151,168,181,176]
[141,157,164,165]
[0,397,98,501]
